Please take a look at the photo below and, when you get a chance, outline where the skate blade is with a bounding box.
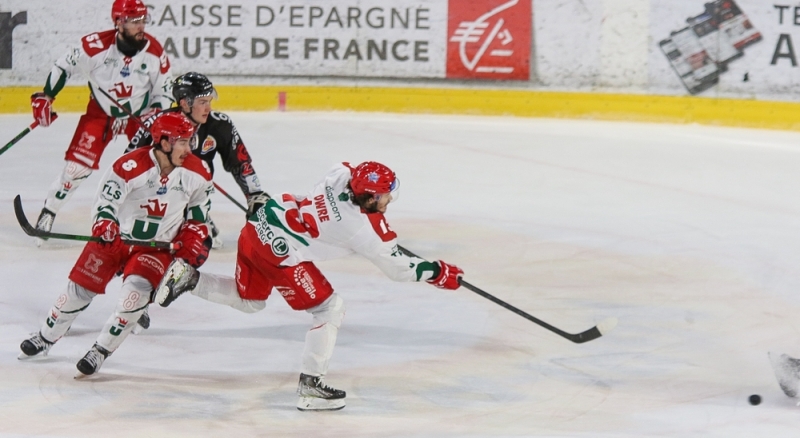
[74,371,98,380]
[17,351,49,361]
[297,396,345,411]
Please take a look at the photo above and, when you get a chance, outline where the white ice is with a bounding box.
[1,111,800,437]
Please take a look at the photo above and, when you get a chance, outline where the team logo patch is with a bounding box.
[201,136,217,154]
[368,172,379,182]
[271,237,289,256]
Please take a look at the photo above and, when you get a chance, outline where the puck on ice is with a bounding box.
[748,394,761,405]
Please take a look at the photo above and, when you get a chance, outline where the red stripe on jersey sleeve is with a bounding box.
[113,148,156,181]
[367,213,397,242]
[144,34,170,74]
[81,30,117,57]
[182,154,212,181]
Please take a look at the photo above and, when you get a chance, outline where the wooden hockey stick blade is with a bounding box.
[398,244,615,343]
[14,195,176,250]
[0,113,58,157]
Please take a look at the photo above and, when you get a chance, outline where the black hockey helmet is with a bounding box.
[172,72,217,107]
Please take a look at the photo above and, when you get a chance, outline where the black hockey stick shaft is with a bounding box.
[397,245,613,343]
[213,182,248,212]
[0,113,58,157]
[14,195,176,250]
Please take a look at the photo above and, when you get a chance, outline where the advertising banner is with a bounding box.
[649,0,800,99]
[0,0,532,85]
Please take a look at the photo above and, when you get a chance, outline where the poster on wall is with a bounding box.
[0,0,530,85]
[446,0,531,80]
[649,0,800,99]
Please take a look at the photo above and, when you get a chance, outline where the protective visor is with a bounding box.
[377,177,400,203]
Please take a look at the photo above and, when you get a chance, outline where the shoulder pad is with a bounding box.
[144,34,170,74]
[113,148,156,181]
[81,30,117,57]
[182,154,213,181]
[367,213,397,242]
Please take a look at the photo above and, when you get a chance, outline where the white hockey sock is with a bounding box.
[94,275,152,353]
[40,281,96,343]
[191,272,265,313]
[301,294,345,376]
[43,161,92,214]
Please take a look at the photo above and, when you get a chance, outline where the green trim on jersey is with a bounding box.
[257,200,309,246]
[44,68,67,98]
[414,261,440,282]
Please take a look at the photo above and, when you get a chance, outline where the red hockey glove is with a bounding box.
[31,92,55,127]
[426,260,464,290]
[174,221,210,268]
[92,219,124,252]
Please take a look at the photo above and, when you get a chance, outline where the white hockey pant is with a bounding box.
[191,272,265,313]
[39,280,96,343]
[301,293,346,377]
[43,161,92,214]
[94,275,152,353]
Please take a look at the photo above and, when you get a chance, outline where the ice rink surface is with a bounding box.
[2,111,800,437]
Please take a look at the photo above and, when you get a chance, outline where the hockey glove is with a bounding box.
[173,221,210,268]
[246,191,271,218]
[92,219,124,252]
[31,92,55,127]
[426,260,464,290]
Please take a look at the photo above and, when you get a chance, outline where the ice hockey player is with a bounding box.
[125,72,269,248]
[18,112,213,378]
[31,0,172,243]
[154,161,464,411]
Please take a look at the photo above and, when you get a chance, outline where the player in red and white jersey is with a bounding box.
[154,161,464,411]
[18,113,214,378]
[31,0,173,243]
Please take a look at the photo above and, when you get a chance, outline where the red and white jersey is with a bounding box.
[93,148,213,242]
[50,30,172,117]
[249,163,427,282]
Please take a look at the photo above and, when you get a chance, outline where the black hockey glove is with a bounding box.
[246,191,271,219]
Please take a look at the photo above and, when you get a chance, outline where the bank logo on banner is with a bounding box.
[446,0,530,80]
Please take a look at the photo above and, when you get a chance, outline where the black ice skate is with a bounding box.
[18,332,54,360]
[296,373,346,411]
[75,344,111,377]
[34,208,55,246]
[155,259,199,307]
[769,352,800,398]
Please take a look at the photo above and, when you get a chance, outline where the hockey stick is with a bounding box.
[14,195,177,250]
[397,245,617,344]
[0,113,58,157]
[212,182,248,212]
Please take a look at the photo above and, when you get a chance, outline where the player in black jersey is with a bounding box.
[126,72,270,248]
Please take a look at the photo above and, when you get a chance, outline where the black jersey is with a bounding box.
[126,108,263,197]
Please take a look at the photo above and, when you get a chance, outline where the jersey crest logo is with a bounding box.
[109,82,133,99]
[140,199,168,219]
[201,135,217,154]
[120,57,132,78]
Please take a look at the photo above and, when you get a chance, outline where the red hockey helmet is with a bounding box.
[150,113,196,146]
[350,161,399,199]
[111,0,148,23]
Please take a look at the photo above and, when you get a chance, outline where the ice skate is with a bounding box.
[75,344,110,378]
[769,352,800,398]
[18,332,54,360]
[132,307,150,335]
[155,259,199,307]
[34,208,55,247]
[296,373,346,411]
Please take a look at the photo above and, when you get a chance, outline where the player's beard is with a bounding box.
[118,28,147,52]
